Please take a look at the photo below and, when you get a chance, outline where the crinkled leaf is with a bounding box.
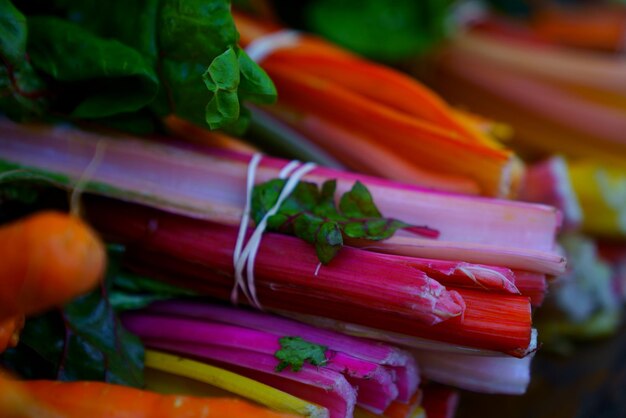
[203,47,240,92]
[2,0,276,133]
[0,249,144,387]
[275,336,328,372]
[237,47,277,104]
[252,179,426,264]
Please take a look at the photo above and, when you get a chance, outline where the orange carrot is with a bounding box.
[4,378,299,418]
[0,211,106,322]
[0,372,62,418]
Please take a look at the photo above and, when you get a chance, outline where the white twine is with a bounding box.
[232,153,317,309]
[245,30,301,63]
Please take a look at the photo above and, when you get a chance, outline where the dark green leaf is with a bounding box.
[158,0,238,63]
[275,336,327,372]
[1,250,145,386]
[2,0,276,133]
[27,16,159,119]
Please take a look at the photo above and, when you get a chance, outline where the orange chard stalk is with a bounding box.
[262,63,518,197]
[263,105,482,195]
[233,12,520,197]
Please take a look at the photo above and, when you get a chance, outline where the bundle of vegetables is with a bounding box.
[424,8,626,350]
[0,119,563,406]
[232,12,523,197]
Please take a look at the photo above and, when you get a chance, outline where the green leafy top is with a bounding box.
[274,336,327,372]
[0,0,276,133]
[252,179,437,264]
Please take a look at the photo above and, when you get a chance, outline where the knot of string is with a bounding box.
[232,153,317,309]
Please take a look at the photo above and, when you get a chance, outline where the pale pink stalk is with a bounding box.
[454,32,626,94]
[412,349,533,395]
[0,119,563,275]
[350,236,565,275]
[441,47,626,148]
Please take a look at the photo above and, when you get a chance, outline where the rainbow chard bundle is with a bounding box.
[424,8,626,351]
[1,119,564,410]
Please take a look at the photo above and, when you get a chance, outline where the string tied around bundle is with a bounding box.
[231,153,317,309]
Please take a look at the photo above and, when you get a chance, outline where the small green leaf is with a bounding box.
[275,336,327,372]
[339,181,382,218]
[314,221,343,264]
[202,47,240,92]
[251,178,286,225]
[251,178,428,264]
[236,47,277,104]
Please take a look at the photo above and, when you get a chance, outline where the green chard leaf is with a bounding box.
[0,248,145,387]
[2,0,276,133]
[27,16,159,119]
[275,336,327,372]
[157,0,276,131]
[252,179,431,264]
